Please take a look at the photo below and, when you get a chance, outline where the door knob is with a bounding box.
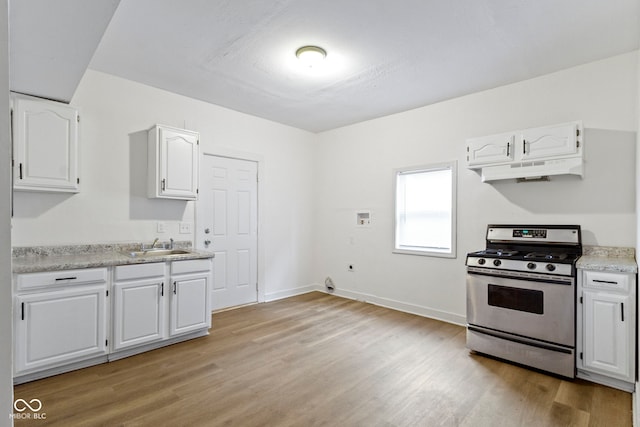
[205,228,210,234]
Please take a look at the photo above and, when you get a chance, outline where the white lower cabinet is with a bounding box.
[14,268,109,376]
[577,269,636,391]
[112,263,167,351]
[14,258,212,382]
[170,259,211,336]
[112,259,211,355]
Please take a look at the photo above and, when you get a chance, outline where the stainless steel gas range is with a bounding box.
[466,224,582,378]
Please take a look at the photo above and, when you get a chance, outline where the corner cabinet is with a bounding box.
[12,93,80,193]
[14,268,108,376]
[577,269,636,392]
[148,124,199,200]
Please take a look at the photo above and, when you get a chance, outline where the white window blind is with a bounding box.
[394,162,457,257]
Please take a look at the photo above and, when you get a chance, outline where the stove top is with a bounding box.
[467,250,576,263]
[466,224,582,276]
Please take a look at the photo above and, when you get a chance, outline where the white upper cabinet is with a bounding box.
[148,125,199,200]
[520,122,581,161]
[12,93,80,193]
[466,121,583,182]
[466,132,515,167]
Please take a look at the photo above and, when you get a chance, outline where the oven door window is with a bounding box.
[487,284,543,314]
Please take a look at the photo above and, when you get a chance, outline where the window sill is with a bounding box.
[393,248,456,259]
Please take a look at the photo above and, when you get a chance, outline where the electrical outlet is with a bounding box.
[179,222,192,234]
[157,222,167,233]
[348,264,355,272]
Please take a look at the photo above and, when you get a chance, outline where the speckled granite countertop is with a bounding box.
[577,246,637,274]
[12,241,215,274]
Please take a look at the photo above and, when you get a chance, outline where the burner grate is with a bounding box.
[481,249,519,256]
[524,252,568,261]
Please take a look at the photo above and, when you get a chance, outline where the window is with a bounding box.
[394,162,457,257]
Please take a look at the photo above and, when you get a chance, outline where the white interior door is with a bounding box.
[197,155,258,310]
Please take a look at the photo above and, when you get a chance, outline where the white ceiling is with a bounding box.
[11,0,640,133]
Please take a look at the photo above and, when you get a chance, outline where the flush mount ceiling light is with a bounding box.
[295,45,327,68]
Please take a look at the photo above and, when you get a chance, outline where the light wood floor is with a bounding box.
[14,292,632,426]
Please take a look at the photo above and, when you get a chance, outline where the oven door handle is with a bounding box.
[466,268,573,285]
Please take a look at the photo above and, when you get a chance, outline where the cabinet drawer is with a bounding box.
[17,268,107,291]
[171,259,211,275]
[115,262,165,281]
[583,270,630,292]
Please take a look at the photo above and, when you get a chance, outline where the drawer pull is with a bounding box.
[621,303,625,322]
[55,276,78,281]
[592,279,618,285]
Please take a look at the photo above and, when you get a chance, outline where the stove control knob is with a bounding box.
[546,264,556,272]
[527,262,537,270]
[477,258,486,265]
[493,259,501,267]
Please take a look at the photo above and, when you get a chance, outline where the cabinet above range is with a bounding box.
[466,121,583,182]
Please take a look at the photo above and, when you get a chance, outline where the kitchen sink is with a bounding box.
[123,249,193,258]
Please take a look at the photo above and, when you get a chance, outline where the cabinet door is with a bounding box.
[113,279,166,351]
[466,132,514,167]
[520,121,581,161]
[148,125,199,200]
[170,274,210,336]
[13,94,79,193]
[15,285,107,374]
[583,290,630,378]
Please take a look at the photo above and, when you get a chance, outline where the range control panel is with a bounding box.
[486,225,580,245]
[513,229,547,238]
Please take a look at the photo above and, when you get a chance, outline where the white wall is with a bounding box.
[0,0,11,422]
[314,52,638,324]
[11,70,317,298]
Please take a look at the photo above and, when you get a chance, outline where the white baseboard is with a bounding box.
[264,284,322,302]
[275,283,465,326]
[325,287,466,326]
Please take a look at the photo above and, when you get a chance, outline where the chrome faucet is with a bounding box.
[141,238,161,251]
